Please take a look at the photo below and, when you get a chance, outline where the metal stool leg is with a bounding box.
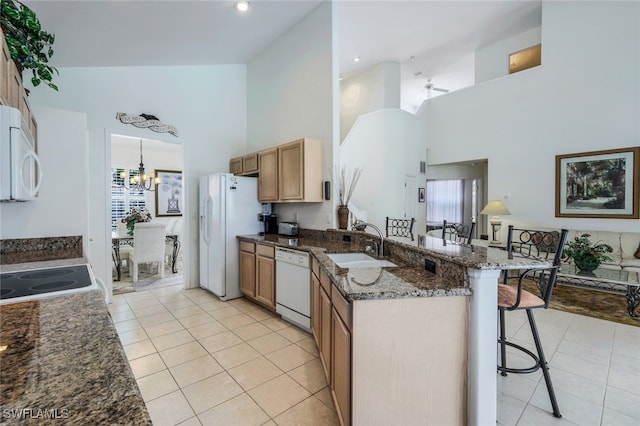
[499,308,508,376]
[526,309,561,418]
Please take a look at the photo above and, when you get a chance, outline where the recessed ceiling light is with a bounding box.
[353,57,361,62]
[235,1,250,12]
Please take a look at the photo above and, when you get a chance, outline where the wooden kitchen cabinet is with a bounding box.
[239,242,256,297]
[255,243,276,308]
[258,147,278,202]
[278,138,323,202]
[229,152,259,176]
[242,152,259,175]
[1,35,10,105]
[332,306,351,426]
[229,157,243,175]
[331,286,351,426]
[319,276,332,383]
[311,269,322,349]
[257,138,323,202]
[8,60,22,110]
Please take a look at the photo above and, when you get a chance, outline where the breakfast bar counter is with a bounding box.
[0,291,151,424]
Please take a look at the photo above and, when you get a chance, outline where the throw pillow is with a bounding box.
[634,242,640,259]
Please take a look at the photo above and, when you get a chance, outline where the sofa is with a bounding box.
[426,226,640,282]
[565,230,640,273]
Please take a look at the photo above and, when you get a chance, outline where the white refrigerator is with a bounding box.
[199,173,262,300]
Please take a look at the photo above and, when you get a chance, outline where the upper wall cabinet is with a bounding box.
[258,147,279,202]
[1,37,10,106]
[1,34,38,146]
[278,138,322,202]
[229,152,259,176]
[257,138,323,203]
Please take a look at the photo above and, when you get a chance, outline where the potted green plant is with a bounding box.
[563,233,614,272]
[1,0,58,90]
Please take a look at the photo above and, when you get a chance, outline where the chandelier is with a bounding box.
[120,139,161,191]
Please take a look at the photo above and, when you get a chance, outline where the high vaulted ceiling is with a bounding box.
[24,0,541,110]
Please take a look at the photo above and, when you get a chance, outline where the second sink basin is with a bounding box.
[326,252,397,268]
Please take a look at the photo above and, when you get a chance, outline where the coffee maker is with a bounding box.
[258,203,278,235]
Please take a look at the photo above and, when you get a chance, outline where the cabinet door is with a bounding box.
[239,250,256,297]
[319,285,332,383]
[258,148,278,202]
[242,152,259,174]
[229,157,243,175]
[8,60,21,109]
[1,37,10,105]
[278,139,304,201]
[311,272,321,348]
[332,307,351,426]
[255,255,276,308]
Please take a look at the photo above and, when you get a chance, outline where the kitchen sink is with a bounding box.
[326,252,397,268]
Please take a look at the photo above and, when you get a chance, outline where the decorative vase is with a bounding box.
[337,205,349,230]
[574,257,600,273]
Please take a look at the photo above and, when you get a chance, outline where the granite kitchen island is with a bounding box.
[239,230,551,425]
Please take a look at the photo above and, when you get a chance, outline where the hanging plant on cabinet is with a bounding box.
[1,0,59,91]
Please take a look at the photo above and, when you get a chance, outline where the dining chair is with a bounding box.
[165,218,183,270]
[129,222,167,282]
[498,225,569,418]
[385,217,415,241]
[442,220,476,244]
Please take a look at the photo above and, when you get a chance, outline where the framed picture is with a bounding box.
[418,187,425,203]
[555,147,640,219]
[155,169,183,217]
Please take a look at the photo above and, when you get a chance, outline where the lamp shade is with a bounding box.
[480,200,511,216]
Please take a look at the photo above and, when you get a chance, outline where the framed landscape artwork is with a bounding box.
[155,169,183,217]
[555,147,640,219]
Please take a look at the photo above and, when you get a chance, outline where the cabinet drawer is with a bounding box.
[332,285,351,331]
[256,244,274,258]
[240,241,255,253]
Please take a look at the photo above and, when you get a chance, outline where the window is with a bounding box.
[111,167,147,225]
[426,179,463,223]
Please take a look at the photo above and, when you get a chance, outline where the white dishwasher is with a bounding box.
[275,247,311,332]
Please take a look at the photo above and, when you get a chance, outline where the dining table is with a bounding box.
[111,230,180,281]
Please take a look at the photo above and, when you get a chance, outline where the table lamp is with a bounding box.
[480,200,511,243]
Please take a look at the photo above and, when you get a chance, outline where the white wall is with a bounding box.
[474,26,541,84]
[247,1,336,229]
[0,106,88,244]
[340,61,401,142]
[26,64,247,293]
[425,1,640,232]
[340,109,427,235]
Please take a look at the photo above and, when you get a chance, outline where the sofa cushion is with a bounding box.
[621,233,640,260]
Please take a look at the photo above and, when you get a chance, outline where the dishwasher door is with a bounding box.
[275,248,311,331]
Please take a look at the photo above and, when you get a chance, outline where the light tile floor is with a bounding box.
[110,285,640,426]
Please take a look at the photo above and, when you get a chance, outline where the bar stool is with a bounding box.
[498,225,569,418]
[442,220,476,244]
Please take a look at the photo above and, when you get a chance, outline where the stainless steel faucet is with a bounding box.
[352,220,384,257]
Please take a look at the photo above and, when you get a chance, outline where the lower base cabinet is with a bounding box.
[331,306,351,426]
[239,242,276,311]
[311,258,469,426]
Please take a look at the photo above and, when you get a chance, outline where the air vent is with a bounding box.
[419,161,426,174]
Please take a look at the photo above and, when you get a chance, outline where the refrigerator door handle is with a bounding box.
[202,195,212,245]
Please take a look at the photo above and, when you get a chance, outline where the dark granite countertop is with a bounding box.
[238,231,552,302]
[0,291,151,425]
[238,233,470,301]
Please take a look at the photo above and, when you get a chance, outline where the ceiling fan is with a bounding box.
[422,79,449,98]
